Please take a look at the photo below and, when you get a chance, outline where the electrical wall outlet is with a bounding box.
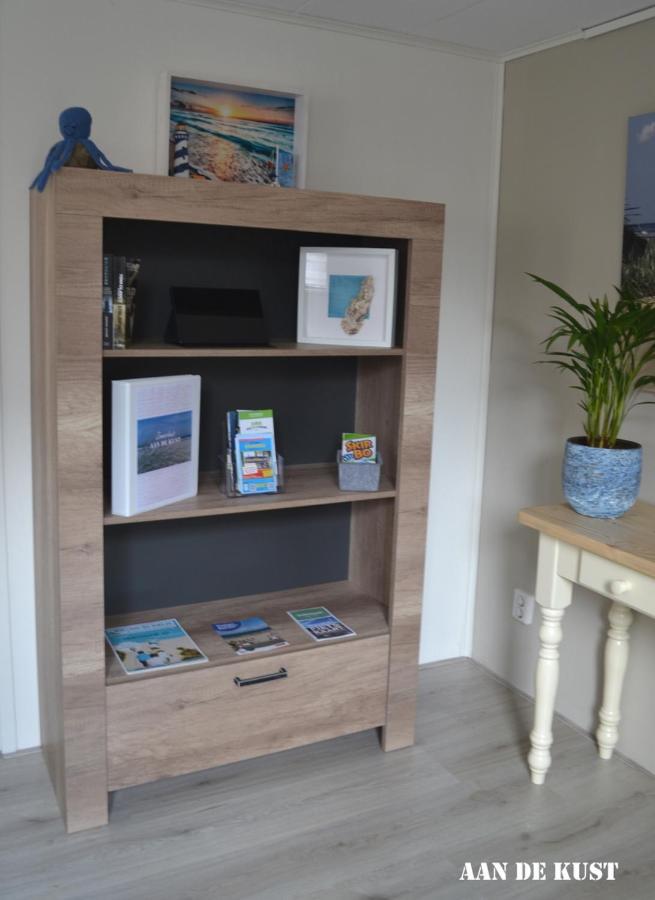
[512,589,534,625]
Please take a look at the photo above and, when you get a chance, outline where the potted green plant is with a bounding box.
[530,274,655,518]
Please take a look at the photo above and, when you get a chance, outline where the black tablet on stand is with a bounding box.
[166,287,270,346]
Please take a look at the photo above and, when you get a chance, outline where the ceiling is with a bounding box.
[186,0,655,58]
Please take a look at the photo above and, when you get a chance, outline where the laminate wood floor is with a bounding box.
[1,659,653,899]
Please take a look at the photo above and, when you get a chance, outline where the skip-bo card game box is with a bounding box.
[341,433,377,463]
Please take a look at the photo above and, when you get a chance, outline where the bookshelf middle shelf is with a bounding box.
[105,580,389,685]
[104,463,396,526]
[103,341,405,359]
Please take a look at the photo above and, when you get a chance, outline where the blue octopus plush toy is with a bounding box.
[31,107,131,192]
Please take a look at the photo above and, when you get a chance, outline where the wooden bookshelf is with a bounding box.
[104,464,396,526]
[30,169,443,832]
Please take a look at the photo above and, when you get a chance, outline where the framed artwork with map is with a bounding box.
[297,248,397,347]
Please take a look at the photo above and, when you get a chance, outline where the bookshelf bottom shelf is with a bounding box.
[105,580,388,684]
[105,581,389,790]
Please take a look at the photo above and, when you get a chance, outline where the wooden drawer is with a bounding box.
[578,551,655,618]
[107,635,389,790]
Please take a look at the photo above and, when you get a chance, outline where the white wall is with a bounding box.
[474,20,655,774]
[0,0,501,751]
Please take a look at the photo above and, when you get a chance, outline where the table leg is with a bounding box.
[528,607,566,784]
[596,602,633,760]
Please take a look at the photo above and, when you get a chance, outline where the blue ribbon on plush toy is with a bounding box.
[31,107,131,192]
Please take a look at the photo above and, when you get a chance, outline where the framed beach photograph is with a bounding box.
[297,248,397,348]
[157,73,306,187]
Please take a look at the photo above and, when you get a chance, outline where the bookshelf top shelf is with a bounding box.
[105,580,389,685]
[104,463,396,526]
[103,341,404,359]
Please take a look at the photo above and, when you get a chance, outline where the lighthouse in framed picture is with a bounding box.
[158,74,307,187]
[622,111,655,301]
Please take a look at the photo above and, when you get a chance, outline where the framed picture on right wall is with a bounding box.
[297,247,397,348]
[622,110,655,300]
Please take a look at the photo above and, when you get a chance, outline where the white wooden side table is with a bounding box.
[519,502,655,785]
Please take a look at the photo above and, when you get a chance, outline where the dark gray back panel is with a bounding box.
[103,356,357,469]
[103,218,407,345]
[101,218,398,618]
[104,504,351,615]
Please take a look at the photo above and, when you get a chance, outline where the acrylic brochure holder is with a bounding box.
[218,451,285,498]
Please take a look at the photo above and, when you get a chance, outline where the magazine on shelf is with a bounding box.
[287,607,356,642]
[212,616,289,655]
[105,618,207,675]
[222,631,289,655]
[111,374,201,517]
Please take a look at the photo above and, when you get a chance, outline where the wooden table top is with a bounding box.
[519,501,655,579]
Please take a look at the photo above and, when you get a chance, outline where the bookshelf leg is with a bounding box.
[64,795,109,833]
[381,723,415,752]
[381,693,417,751]
[58,682,109,832]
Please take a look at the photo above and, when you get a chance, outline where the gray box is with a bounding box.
[337,451,383,492]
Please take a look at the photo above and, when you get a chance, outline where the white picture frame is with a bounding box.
[157,72,307,187]
[297,248,397,348]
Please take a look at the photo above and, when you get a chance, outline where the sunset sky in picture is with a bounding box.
[172,78,295,126]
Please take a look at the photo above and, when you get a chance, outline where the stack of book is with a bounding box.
[103,254,140,349]
[226,408,279,495]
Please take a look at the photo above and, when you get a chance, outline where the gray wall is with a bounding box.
[475,21,655,773]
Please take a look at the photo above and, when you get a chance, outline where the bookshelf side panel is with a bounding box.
[54,208,108,832]
[30,185,67,815]
[383,234,443,750]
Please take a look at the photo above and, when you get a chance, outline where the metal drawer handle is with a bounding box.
[609,579,632,596]
[234,667,288,687]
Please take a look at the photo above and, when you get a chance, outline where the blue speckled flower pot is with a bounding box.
[562,437,642,519]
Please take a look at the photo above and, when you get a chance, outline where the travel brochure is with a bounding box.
[106,605,356,676]
[214,606,356,651]
[226,408,279,495]
[105,619,207,675]
[212,616,289,655]
[287,607,357,642]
